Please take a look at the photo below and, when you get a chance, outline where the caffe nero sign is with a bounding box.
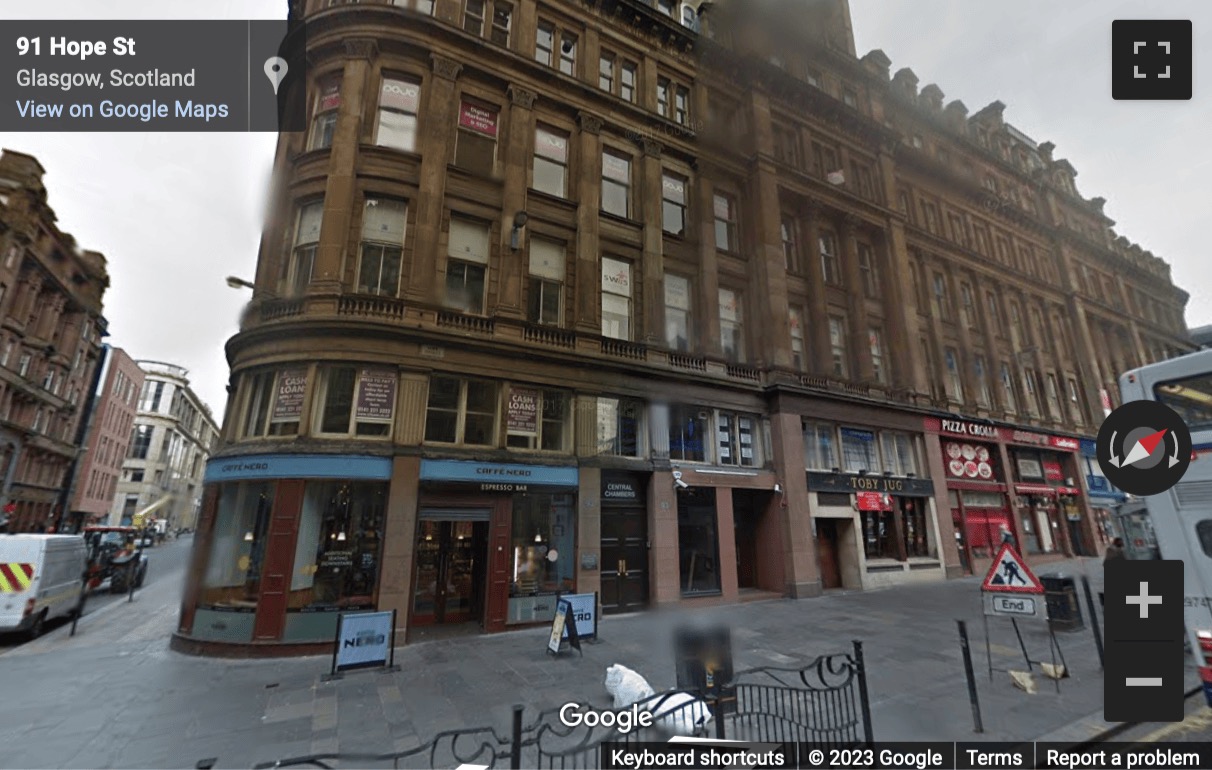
[806,471,935,497]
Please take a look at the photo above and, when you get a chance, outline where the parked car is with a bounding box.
[82,527,148,593]
[0,534,88,638]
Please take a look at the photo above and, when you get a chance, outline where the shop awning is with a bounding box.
[1056,486,1082,496]
[1015,484,1056,496]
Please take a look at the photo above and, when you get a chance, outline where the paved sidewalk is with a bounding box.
[0,554,1198,769]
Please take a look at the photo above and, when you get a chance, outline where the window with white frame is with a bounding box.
[879,432,918,476]
[309,73,341,150]
[668,405,709,462]
[1023,367,1039,413]
[974,355,991,407]
[945,347,964,401]
[664,274,691,352]
[241,369,306,438]
[375,77,420,152]
[597,396,643,456]
[463,0,485,34]
[454,100,499,175]
[527,237,565,326]
[719,289,744,361]
[394,0,434,11]
[489,1,512,45]
[506,387,570,451]
[602,151,632,218]
[782,216,801,273]
[314,365,396,437]
[714,194,737,252]
[620,61,637,103]
[960,282,977,328]
[286,201,322,295]
[789,308,805,371]
[858,242,879,298]
[558,30,577,75]
[717,412,758,467]
[662,173,688,235]
[802,423,837,470]
[1001,362,1018,412]
[1046,372,1062,417]
[819,231,840,285]
[599,54,614,92]
[869,328,886,384]
[840,427,878,472]
[601,257,632,340]
[357,198,406,295]
[533,126,569,197]
[535,20,555,65]
[828,316,848,378]
[445,216,490,313]
[424,375,499,445]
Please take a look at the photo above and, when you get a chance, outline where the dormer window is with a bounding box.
[656,0,676,17]
[681,3,698,30]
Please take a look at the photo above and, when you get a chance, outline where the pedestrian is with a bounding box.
[999,524,1016,547]
[1104,537,1126,564]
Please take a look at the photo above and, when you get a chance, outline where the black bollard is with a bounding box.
[1081,575,1104,669]
[957,620,984,733]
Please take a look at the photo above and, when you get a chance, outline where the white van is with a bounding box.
[0,534,88,638]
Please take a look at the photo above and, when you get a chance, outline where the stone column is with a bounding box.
[649,472,680,605]
[715,486,739,601]
[976,282,1005,412]
[1067,298,1105,420]
[577,467,602,601]
[573,113,604,334]
[407,54,463,302]
[802,204,832,375]
[380,455,420,645]
[309,40,375,294]
[769,409,820,597]
[494,85,538,318]
[881,220,926,394]
[747,157,793,368]
[638,139,665,345]
[513,0,538,57]
[692,170,720,355]
[840,216,873,381]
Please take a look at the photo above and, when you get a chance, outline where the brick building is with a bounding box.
[175,0,1193,654]
[0,150,109,534]
[66,345,144,529]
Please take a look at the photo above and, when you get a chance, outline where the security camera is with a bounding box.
[675,479,690,489]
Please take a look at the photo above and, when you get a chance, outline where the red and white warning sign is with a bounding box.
[981,543,1043,594]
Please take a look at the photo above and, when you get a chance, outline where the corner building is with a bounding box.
[175,0,1194,654]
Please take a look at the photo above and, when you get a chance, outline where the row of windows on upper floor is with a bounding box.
[232,364,924,477]
[128,422,207,480]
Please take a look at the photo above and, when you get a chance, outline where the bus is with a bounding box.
[1118,347,1212,704]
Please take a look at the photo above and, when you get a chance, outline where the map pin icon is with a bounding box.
[264,56,288,95]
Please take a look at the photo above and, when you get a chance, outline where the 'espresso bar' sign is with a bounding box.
[806,471,935,497]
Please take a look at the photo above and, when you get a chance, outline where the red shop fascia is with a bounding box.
[923,417,1083,560]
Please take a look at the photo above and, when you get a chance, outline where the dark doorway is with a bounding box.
[732,490,761,589]
[601,506,649,614]
[412,517,489,626]
[815,519,843,589]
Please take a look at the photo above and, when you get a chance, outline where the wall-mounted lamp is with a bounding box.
[534,531,543,543]
[509,211,529,251]
[773,483,783,494]
[337,531,347,542]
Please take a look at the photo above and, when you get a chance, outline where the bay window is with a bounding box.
[375,77,420,152]
[445,216,490,313]
[601,257,632,340]
[241,368,307,438]
[286,201,322,295]
[527,237,565,326]
[315,366,396,437]
[596,396,643,456]
[424,376,499,446]
[357,198,406,295]
[308,74,341,150]
[506,387,570,451]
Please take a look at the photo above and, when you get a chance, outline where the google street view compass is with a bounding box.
[1097,400,1192,496]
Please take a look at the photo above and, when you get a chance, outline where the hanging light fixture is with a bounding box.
[337,531,346,542]
[243,531,253,542]
[534,532,542,543]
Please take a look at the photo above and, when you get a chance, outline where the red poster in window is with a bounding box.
[856,491,884,511]
[459,101,498,137]
[318,81,341,112]
[1042,459,1064,481]
[381,80,419,112]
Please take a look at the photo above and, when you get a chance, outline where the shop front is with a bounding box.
[1080,438,1125,551]
[414,459,578,636]
[175,454,393,654]
[805,469,941,590]
[1006,429,1089,557]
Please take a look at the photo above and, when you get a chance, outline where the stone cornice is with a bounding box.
[508,85,537,109]
[343,38,378,60]
[431,54,462,81]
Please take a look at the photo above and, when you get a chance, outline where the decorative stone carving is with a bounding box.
[640,138,662,158]
[432,55,463,81]
[841,213,863,234]
[577,112,603,135]
[509,85,537,109]
[343,39,378,60]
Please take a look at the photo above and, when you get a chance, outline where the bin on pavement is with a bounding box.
[1040,573,1085,631]
[674,625,735,712]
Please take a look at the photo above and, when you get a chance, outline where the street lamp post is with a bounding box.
[225,276,255,290]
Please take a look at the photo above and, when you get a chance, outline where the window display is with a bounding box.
[678,488,720,595]
[288,481,387,611]
[510,493,575,598]
[200,482,275,609]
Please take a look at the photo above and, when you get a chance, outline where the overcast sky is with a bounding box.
[2,0,1208,426]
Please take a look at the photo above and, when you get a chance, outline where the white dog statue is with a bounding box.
[604,664,656,708]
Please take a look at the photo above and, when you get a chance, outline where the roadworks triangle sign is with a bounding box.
[981,543,1044,594]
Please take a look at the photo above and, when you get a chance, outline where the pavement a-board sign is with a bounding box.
[330,609,397,677]
[547,598,581,656]
[559,592,598,641]
[981,543,1043,618]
